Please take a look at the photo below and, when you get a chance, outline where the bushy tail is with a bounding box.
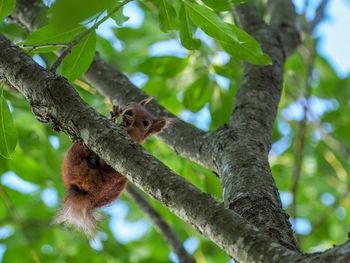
[52,191,99,237]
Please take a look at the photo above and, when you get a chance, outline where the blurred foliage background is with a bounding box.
[0,0,350,262]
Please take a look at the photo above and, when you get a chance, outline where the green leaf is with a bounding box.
[138,56,188,78]
[179,3,201,50]
[184,1,238,43]
[143,78,183,114]
[202,0,230,12]
[183,1,270,65]
[220,24,272,65]
[183,76,211,112]
[213,58,242,80]
[48,0,114,26]
[0,0,16,23]
[21,23,85,53]
[0,89,17,159]
[159,0,178,32]
[61,31,96,81]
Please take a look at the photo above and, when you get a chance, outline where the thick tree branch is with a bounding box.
[126,184,195,263]
[9,0,47,32]
[266,0,301,56]
[11,0,216,173]
[210,2,300,251]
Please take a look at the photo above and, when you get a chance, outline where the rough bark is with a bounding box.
[210,2,301,251]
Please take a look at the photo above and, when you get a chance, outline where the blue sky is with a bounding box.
[294,0,350,77]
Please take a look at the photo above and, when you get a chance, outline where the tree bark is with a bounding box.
[211,2,300,251]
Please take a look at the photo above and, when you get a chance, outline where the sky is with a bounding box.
[1,1,350,262]
[294,0,350,77]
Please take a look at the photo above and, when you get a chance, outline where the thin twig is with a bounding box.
[290,0,330,224]
[290,42,315,222]
[125,184,195,263]
[309,0,330,32]
[0,184,41,263]
[50,0,132,73]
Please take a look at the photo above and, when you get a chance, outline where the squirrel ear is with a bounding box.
[145,117,177,138]
[139,97,153,106]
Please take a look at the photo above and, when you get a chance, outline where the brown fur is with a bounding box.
[53,98,175,236]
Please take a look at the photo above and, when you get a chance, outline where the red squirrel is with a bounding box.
[53,98,174,236]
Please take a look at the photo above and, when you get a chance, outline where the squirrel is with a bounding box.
[53,98,174,236]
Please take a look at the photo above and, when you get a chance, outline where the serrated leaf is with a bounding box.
[179,3,201,50]
[202,0,230,12]
[184,1,238,43]
[61,31,96,81]
[220,24,272,65]
[183,76,211,112]
[0,91,17,159]
[159,0,178,32]
[0,0,16,23]
[21,24,85,53]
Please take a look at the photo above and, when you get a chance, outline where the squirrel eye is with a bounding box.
[124,109,133,116]
[142,120,150,128]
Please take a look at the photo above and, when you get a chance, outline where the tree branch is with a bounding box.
[266,0,301,56]
[210,2,300,251]
[290,41,315,221]
[126,184,195,263]
[11,0,216,173]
